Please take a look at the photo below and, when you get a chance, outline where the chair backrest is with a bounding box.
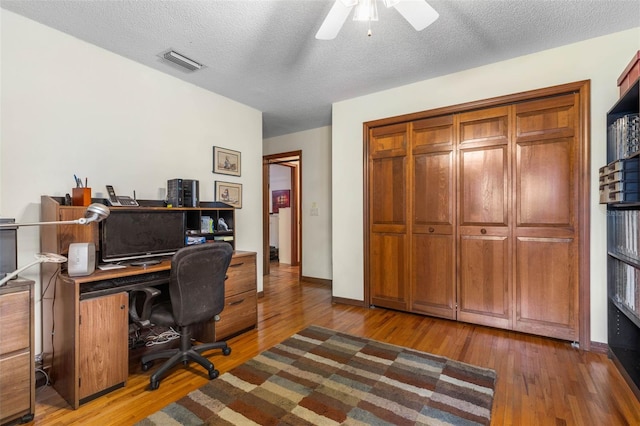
[169,243,233,326]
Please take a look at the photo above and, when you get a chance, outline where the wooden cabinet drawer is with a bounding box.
[0,351,31,419]
[0,290,30,354]
[225,254,256,297]
[216,290,257,340]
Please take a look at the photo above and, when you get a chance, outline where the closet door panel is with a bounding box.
[459,107,509,149]
[459,146,508,226]
[413,151,453,230]
[370,233,408,310]
[411,115,456,318]
[458,106,511,329]
[513,93,579,340]
[515,237,578,340]
[458,234,511,329]
[368,124,409,310]
[411,234,455,318]
[517,138,572,226]
[370,156,407,233]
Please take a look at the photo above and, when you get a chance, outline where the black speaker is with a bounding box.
[167,178,199,207]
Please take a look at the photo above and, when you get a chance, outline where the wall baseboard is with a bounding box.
[301,276,331,286]
[589,341,608,354]
[332,296,366,307]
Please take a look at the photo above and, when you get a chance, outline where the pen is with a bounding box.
[74,174,81,187]
[85,177,88,187]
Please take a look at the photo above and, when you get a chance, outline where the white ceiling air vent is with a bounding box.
[162,50,202,71]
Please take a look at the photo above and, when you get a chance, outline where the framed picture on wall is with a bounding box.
[215,181,242,208]
[272,190,290,213]
[213,146,241,176]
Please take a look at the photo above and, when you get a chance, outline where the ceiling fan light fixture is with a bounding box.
[162,50,203,71]
[353,0,378,21]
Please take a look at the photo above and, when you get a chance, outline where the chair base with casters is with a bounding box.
[140,324,231,390]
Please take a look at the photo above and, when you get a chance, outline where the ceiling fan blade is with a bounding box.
[393,0,439,31]
[315,0,356,40]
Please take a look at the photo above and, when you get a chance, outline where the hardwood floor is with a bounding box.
[32,262,639,425]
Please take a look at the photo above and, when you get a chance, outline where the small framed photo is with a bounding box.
[215,181,242,208]
[213,146,241,176]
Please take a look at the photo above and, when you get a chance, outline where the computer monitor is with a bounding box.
[100,210,185,263]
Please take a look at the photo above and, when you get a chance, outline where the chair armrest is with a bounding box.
[129,287,161,328]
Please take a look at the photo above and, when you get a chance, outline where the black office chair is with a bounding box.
[140,243,233,390]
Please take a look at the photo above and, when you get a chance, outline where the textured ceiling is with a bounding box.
[2,0,639,139]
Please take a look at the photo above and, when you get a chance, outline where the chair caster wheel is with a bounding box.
[20,413,34,423]
[150,380,159,390]
[209,368,219,379]
[141,361,153,372]
[223,347,231,356]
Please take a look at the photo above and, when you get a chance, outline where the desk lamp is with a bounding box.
[0,203,110,287]
[0,203,110,228]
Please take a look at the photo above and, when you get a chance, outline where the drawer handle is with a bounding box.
[229,263,244,268]
[480,228,487,234]
[428,227,435,233]
[228,299,244,306]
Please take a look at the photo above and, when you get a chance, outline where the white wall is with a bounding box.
[332,27,640,344]
[1,10,264,354]
[278,208,292,265]
[264,126,332,280]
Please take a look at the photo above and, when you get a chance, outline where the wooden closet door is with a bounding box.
[368,124,409,310]
[457,106,512,329]
[410,116,456,319]
[513,93,580,341]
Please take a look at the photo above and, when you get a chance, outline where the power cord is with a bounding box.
[35,367,50,387]
[144,327,181,347]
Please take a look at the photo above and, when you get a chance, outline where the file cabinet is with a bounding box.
[0,279,34,425]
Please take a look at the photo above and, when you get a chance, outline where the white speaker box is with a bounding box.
[68,242,96,277]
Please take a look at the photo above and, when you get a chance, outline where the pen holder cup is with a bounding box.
[72,187,92,207]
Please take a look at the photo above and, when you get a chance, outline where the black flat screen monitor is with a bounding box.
[100,210,185,263]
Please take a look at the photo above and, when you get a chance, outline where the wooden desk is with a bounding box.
[0,279,35,425]
[51,251,256,409]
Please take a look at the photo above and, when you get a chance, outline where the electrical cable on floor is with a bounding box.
[144,327,180,347]
[35,367,50,387]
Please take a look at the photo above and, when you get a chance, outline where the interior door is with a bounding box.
[512,93,580,341]
[369,123,409,310]
[457,106,512,329]
[410,116,456,319]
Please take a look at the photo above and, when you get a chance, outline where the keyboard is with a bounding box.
[80,270,170,299]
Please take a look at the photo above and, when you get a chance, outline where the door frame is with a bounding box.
[263,151,302,277]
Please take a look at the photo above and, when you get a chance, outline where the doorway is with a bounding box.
[263,151,301,277]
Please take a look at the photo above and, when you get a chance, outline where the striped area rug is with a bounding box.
[136,325,496,425]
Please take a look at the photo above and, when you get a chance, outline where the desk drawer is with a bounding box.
[225,255,256,297]
[0,290,30,355]
[216,290,257,340]
[0,351,31,420]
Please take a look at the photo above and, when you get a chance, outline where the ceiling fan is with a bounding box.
[315,0,439,40]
